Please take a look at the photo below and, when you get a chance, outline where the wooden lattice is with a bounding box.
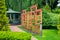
[21,4,42,34]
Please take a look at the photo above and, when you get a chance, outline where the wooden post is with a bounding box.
[40,9,42,37]
[10,14,12,21]
[13,14,15,23]
[21,10,26,27]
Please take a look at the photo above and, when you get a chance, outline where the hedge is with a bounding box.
[42,9,58,29]
[0,31,31,40]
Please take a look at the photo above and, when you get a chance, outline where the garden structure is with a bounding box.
[7,9,21,25]
[21,4,42,34]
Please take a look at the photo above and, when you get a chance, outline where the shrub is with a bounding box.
[43,4,51,13]
[42,9,58,29]
[0,31,31,40]
[0,0,10,31]
[57,14,60,30]
[52,8,60,14]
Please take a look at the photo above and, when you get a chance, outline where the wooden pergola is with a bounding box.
[7,9,21,25]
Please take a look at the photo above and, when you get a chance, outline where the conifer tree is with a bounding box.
[0,0,10,31]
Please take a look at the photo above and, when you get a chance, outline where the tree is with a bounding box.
[30,0,32,6]
[0,0,10,31]
[45,0,58,9]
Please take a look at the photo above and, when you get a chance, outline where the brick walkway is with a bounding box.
[10,25,38,40]
[10,25,24,32]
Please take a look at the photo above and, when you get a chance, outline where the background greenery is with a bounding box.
[6,0,58,11]
[5,0,59,29]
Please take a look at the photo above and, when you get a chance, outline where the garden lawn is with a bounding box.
[34,29,58,40]
[18,26,59,40]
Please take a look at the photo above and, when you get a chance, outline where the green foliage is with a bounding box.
[47,0,56,6]
[57,15,60,36]
[0,31,31,40]
[6,0,31,11]
[52,8,60,14]
[6,0,44,11]
[0,0,10,31]
[42,10,51,26]
[42,9,58,29]
[43,4,51,13]
[49,13,58,26]
[57,14,60,30]
[58,14,60,25]
[6,0,58,11]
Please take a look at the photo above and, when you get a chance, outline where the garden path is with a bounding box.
[10,25,24,32]
[10,25,38,40]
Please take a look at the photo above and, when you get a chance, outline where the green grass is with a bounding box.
[18,26,59,40]
[34,29,58,40]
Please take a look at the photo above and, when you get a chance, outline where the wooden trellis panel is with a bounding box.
[21,4,42,34]
[32,9,42,33]
[28,12,33,31]
[21,10,26,27]
[30,4,38,11]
